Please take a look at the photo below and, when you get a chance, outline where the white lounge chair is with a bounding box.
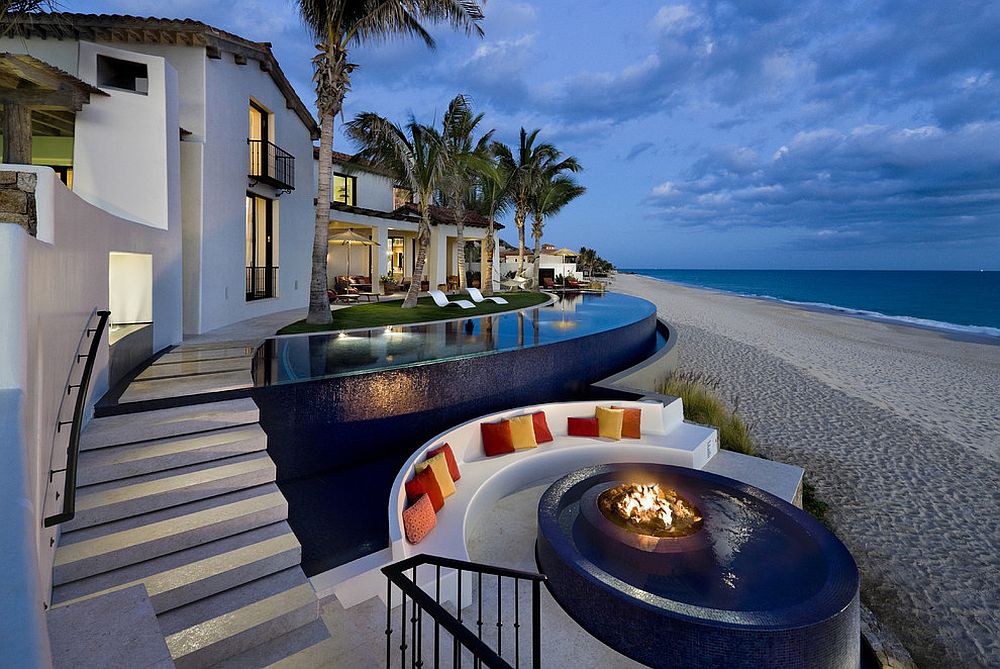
[429,289,476,309]
[465,287,508,305]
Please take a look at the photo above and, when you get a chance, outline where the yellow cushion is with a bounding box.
[507,415,538,450]
[596,406,624,440]
[416,453,456,498]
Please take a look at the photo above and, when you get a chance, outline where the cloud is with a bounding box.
[626,141,655,161]
[645,122,1000,250]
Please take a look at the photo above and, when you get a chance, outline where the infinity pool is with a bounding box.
[253,291,660,385]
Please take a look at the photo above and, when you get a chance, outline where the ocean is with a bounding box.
[626,269,1000,338]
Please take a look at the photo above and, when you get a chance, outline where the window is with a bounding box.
[333,173,356,206]
[96,55,148,94]
[393,186,412,209]
[246,193,277,300]
[389,236,405,277]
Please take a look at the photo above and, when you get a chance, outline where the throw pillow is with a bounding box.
[612,406,642,439]
[405,467,444,512]
[532,411,554,443]
[567,416,599,437]
[596,406,625,440]
[508,415,538,450]
[402,494,436,544]
[416,452,456,498]
[481,420,515,457]
[427,443,461,482]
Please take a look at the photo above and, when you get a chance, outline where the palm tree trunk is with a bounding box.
[515,206,526,277]
[403,208,432,308]
[482,216,495,295]
[307,107,335,324]
[454,197,466,290]
[531,214,543,292]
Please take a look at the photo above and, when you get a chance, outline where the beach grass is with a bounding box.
[658,370,828,522]
[277,291,549,334]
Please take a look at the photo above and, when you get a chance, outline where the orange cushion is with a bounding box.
[567,416,599,437]
[416,452,456,498]
[402,494,436,544]
[481,420,515,457]
[596,406,624,440]
[405,467,444,512]
[508,415,538,450]
[532,411,554,443]
[612,406,642,439]
[427,443,460,481]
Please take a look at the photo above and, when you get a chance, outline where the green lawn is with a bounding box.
[277,291,551,334]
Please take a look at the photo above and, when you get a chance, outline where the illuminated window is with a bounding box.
[333,173,356,206]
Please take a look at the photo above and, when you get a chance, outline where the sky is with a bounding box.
[74,1,999,270]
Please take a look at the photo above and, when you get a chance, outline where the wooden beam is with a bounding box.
[234,53,247,65]
[206,44,222,59]
[0,89,88,110]
[32,108,74,134]
[3,103,32,163]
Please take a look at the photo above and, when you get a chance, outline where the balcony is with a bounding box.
[248,139,295,191]
[246,265,278,301]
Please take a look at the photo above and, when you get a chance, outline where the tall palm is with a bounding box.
[496,128,580,281]
[439,95,494,290]
[346,112,446,308]
[471,151,513,295]
[297,0,484,325]
[530,174,586,290]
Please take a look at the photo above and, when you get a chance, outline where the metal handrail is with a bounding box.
[247,138,295,191]
[44,309,111,527]
[382,553,545,669]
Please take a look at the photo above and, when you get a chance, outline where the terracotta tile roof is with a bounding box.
[14,13,318,137]
[327,201,501,229]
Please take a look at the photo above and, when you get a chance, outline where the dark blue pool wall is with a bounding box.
[251,311,657,482]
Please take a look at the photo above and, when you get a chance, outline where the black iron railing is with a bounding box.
[248,138,295,191]
[246,265,278,301]
[383,554,546,669]
[45,309,111,528]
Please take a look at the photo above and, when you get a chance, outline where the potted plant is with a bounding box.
[380,274,398,295]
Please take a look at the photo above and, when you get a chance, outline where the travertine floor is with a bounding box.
[615,273,1000,668]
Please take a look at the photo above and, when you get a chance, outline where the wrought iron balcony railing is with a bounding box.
[246,265,278,301]
[248,138,295,191]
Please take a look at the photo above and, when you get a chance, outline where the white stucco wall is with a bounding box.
[195,54,314,333]
[0,166,183,662]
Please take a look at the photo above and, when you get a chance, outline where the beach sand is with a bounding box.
[613,273,1000,668]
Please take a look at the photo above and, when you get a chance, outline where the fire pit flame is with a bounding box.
[598,482,702,538]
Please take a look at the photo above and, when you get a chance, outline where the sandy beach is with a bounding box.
[613,273,1000,668]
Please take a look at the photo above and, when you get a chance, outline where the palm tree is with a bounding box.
[471,150,513,295]
[297,0,484,325]
[346,112,446,308]
[439,95,494,290]
[530,174,586,289]
[496,128,580,282]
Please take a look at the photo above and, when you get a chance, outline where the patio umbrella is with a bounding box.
[328,229,379,277]
[552,248,578,257]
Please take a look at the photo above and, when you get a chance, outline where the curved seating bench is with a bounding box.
[387,398,720,570]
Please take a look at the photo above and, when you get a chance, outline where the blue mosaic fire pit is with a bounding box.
[536,464,860,669]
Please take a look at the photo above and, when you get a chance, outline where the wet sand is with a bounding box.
[614,273,1000,668]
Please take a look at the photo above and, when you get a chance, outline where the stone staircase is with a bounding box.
[49,398,335,668]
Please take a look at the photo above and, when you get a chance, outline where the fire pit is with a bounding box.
[536,464,860,669]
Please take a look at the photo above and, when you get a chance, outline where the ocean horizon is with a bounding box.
[625,269,1000,338]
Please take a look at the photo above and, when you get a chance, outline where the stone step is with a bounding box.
[212,618,334,669]
[160,568,319,669]
[52,522,300,614]
[81,398,260,451]
[53,484,287,586]
[65,452,276,531]
[77,424,267,486]
[155,346,256,365]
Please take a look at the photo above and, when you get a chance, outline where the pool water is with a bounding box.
[254,292,660,385]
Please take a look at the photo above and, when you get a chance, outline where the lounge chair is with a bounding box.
[542,277,556,289]
[465,287,508,305]
[429,289,476,309]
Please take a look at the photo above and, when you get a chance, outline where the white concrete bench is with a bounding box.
[387,398,719,567]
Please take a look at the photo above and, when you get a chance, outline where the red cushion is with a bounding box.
[613,406,642,439]
[567,416,599,437]
[405,467,444,512]
[532,412,554,443]
[481,420,515,457]
[402,494,437,544]
[427,443,461,482]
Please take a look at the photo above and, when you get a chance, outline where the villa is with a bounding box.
[0,12,864,669]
